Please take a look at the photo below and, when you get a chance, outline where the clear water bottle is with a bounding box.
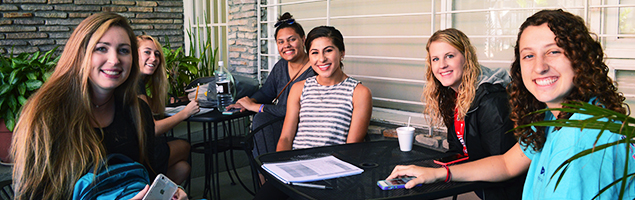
[215,61,232,112]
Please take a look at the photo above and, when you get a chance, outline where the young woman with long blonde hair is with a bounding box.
[421,28,523,199]
[11,12,186,199]
[137,35,196,185]
[389,10,635,199]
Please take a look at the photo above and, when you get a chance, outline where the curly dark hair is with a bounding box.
[508,9,626,152]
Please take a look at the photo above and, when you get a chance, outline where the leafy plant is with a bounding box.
[516,101,634,200]
[163,37,200,97]
[186,15,240,98]
[186,15,219,78]
[0,47,60,131]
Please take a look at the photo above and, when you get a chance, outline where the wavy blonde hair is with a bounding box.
[422,28,481,127]
[11,12,144,200]
[137,35,168,115]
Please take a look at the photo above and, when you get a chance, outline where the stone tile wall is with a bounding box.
[0,0,185,56]
[227,0,257,78]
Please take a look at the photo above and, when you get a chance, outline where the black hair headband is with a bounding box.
[274,18,295,28]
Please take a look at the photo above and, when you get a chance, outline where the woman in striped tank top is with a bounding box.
[276,26,373,151]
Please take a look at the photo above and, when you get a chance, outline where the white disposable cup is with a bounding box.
[396,127,415,152]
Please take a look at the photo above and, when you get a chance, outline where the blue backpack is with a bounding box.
[73,154,150,200]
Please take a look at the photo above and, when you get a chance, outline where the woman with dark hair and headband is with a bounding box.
[226,12,316,157]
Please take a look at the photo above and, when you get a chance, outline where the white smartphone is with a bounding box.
[222,107,241,115]
[142,174,178,200]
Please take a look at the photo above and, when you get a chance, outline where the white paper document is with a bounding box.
[261,155,363,184]
[164,106,215,116]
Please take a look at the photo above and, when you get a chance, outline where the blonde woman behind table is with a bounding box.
[137,34,197,185]
[388,9,635,199]
[422,28,523,199]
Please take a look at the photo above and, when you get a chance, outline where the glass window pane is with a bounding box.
[259,0,635,114]
[619,2,635,34]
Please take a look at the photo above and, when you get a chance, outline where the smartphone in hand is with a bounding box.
[142,174,178,200]
[433,154,469,166]
[377,176,419,190]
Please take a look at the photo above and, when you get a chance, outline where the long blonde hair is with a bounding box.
[137,35,168,115]
[11,12,144,200]
[422,28,480,127]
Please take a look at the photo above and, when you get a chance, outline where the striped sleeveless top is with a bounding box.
[292,76,360,150]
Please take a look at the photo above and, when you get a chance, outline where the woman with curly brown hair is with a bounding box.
[423,28,522,200]
[388,9,635,199]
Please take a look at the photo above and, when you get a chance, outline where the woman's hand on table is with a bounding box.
[234,96,259,112]
[183,100,200,117]
[226,102,246,112]
[387,165,444,189]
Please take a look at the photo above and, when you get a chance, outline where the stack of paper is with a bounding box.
[164,106,215,116]
[261,155,363,184]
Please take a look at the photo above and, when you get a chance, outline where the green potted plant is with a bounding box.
[517,101,634,200]
[0,47,59,162]
[186,16,219,78]
[162,37,200,101]
[186,16,238,99]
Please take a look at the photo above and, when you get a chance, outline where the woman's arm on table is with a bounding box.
[139,95,200,136]
[228,61,283,113]
[346,83,372,143]
[276,81,304,151]
[388,143,531,189]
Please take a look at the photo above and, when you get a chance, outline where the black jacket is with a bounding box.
[445,69,525,200]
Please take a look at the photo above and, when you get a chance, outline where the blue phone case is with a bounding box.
[377,176,417,190]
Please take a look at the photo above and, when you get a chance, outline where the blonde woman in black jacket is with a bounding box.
[421,28,524,200]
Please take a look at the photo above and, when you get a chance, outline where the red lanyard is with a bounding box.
[454,99,468,156]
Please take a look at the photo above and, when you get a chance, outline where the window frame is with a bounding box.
[250,0,635,128]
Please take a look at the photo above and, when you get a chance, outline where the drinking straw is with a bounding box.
[407,116,411,127]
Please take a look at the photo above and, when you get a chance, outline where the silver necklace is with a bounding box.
[94,95,113,108]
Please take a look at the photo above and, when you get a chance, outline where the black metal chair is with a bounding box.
[241,116,285,193]
[0,180,13,200]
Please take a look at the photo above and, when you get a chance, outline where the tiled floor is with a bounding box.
[188,165,255,200]
[185,146,256,200]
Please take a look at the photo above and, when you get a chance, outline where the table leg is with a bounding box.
[202,122,212,198]
[186,121,192,196]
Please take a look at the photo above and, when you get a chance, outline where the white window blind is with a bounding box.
[257,0,635,127]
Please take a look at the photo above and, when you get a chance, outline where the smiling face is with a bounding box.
[308,37,345,80]
[276,27,305,62]
[138,39,161,76]
[519,23,575,109]
[428,41,465,91]
[89,26,133,95]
